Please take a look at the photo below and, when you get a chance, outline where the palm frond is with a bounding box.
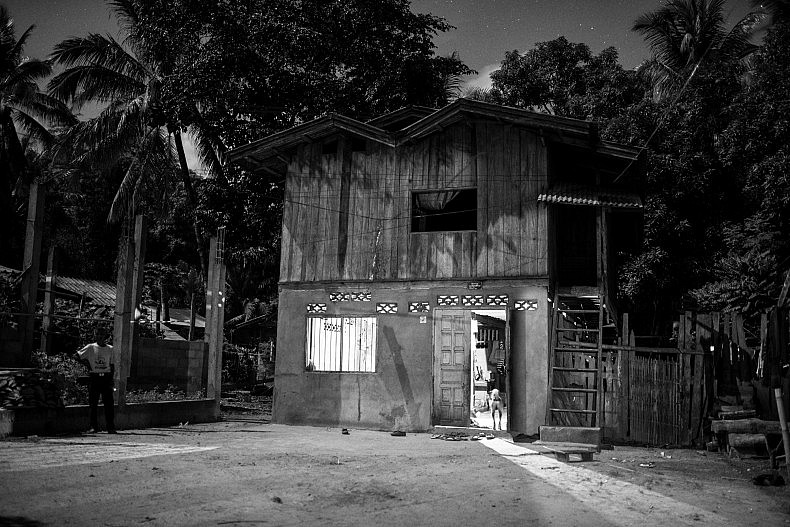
[11,108,55,148]
[108,156,142,223]
[107,0,141,34]
[50,33,151,84]
[61,97,147,170]
[186,107,227,181]
[8,90,77,127]
[48,64,146,109]
[9,23,34,59]
[0,58,52,90]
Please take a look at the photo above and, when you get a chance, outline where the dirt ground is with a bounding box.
[0,397,787,526]
[217,395,790,524]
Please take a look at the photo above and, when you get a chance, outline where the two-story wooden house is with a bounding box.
[229,99,643,434]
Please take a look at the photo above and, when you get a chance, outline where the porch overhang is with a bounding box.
[537,184,643,209]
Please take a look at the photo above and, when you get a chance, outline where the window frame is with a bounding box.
[410,187,478,233]
[305,315,378,373]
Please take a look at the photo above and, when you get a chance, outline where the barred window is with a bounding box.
[305,317,377,372]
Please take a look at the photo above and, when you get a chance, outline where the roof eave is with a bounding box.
[228,115,394,169]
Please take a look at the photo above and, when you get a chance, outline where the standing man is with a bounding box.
[77,329,117,434]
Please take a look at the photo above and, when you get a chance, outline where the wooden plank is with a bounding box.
[475,122,488,277]
[427,134,439,189]
[452,232,462,277]
[302,143,322,282]
[427,231,438,280]
[367,144,382,280]
[534,135,548,275]
[619,346,630,441]
[348,148,364,279]
[313,141,330,281]
[458,123,475,186]
[279,151,298,282]
[288,145,308,282]
[503,126,519,277]
[410,232,427,278]
[396,144,410,279]
[378,144,395,280]
[361,146,375,279]
[490,123,505,276]
[324,139,342,280]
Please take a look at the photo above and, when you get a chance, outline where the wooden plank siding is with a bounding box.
[279,121,548,283]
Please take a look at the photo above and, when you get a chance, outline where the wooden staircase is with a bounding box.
[548,294,606,428]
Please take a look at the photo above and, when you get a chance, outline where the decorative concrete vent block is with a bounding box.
[486,295,508,306]
[437,295,459,306]
[376,303,398,314]
[462,295,484,307]
[350,292,372,302]
[408,302,430,313]
[307,303,327,313]
[514,299,539,311]
[329,292,350,302]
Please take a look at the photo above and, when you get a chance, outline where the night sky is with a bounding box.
[4,0,754,165]
[8,0,753,89]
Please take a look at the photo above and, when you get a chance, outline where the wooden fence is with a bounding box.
[597,311,743,446]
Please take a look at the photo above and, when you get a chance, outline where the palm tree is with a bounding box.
[751,0,790,24]
[47,0,226,271]
[633,0,759,99]
[0,5,75,259]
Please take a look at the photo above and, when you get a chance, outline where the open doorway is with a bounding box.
[470,310,507,431]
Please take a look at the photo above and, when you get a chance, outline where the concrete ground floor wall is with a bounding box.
[273,280,549,434]
[5,399,219,436]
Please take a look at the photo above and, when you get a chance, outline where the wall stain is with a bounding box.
[382,326,422,429]
[357,375,362,422]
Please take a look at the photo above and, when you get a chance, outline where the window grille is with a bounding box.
[305,316,377,372]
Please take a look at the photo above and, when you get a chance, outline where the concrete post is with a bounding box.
[41,247,56,355]
[128,215,146,383]
[113,215,146,405]
[20,181,46,361]
[205,228,226,402]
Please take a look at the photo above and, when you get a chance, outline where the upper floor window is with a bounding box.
[411,188,477,232]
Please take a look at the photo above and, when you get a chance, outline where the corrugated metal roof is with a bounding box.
[53,276,116,306]
[537,184,643,209]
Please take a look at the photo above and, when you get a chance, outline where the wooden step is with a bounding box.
[539,426,602,446]
[529,441,599,462]
[552,387,597,393]
[711,418,780,435]
[551,367,598,372]
[719,409,756,420]
[549,408,596,414]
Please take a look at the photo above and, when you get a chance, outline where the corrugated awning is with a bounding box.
[53,276,116,306]
[537,184,643,209]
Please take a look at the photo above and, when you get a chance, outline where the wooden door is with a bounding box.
[434,310,471,426]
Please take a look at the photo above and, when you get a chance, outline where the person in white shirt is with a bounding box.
[77,330,116,434]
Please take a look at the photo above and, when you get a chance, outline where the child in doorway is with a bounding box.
[489,387,503,430]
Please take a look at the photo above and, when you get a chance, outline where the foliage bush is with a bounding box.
[126,385,204,403]
[222,343,258,389]
[32,351,89,405]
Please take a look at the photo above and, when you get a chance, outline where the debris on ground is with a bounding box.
[752,473,785,486]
